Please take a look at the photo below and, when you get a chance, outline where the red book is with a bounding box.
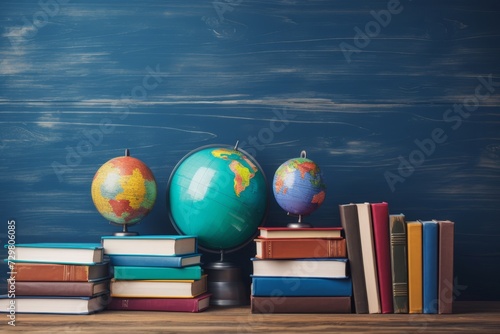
[106,293,211,312]
[371,202,394,314]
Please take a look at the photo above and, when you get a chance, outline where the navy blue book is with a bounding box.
[251,276,352,297]
[108,253,201,268]
[422,221,438,314]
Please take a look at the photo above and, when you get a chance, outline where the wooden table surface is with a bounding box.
[2,301,500,333]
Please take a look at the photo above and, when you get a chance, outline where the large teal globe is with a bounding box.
[167,145,268,251]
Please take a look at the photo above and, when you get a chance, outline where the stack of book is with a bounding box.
[103,235,211,312]
[250,227,352,313]
[339,202,455,314]
[1,243,110,314]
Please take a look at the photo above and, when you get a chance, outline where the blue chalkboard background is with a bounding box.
[1,0,499,301]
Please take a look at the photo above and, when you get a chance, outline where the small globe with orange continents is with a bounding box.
[91,152,157,226]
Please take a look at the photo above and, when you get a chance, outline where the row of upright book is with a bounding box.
[339,202,455,314]
[250,226,353,313]
[1,235,210,314]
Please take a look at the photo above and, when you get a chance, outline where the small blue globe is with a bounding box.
[273,156,326,216]
[168,146,268,251]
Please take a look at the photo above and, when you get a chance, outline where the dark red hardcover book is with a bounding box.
[339,203,368,314]
[371,202,394,314]
[106,293,211,312]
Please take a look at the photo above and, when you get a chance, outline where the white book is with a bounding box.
[111,275,207,298]
[356,202,381,313]
[0,295,108,314]
[9,243,104,265]
[251,258,347,278]
[101,235,197,256]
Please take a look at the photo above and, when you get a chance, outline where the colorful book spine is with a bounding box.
[14,280,110,297]
[251,296,351,314]
[254,238,346,259]
[437,220,455,314]
[107,293,212,312]
[108,254,201,268]
[339,203,368,314]
[356,203,381,313]
[389,214,408,313]
[370,202,393,314]
[251,276,352,297]
[407,221,423,314]
[12,262,110,282]
[422,220,438,314]
[113,265,202,280]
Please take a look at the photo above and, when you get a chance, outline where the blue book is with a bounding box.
[422,221,438,314]
[5,243,104,265]
[251,276,352,297]
[108,253,201,267]
[101,235,197,256]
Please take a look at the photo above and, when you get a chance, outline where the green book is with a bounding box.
[113,265,202,280]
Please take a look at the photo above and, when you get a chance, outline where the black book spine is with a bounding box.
[390,214,409,313]
[339,204,368,314]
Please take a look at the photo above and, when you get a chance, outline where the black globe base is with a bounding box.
[286,214,313,228]
[203,261,248,306]
[114,231,139,236]
[287,222,313,228]
[111,222,139,236]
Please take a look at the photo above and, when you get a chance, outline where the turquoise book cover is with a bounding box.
[113,265,202,280]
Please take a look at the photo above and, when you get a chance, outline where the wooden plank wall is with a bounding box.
[1,0,499,300]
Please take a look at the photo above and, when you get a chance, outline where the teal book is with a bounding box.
[422,221,438,314]
[251,276,352,297]
[6,243,104,265]
[114,265,203,280]
[101,235,197,256]
[108,253,201,268]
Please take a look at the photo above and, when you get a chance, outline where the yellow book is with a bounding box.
[407,221,423,313]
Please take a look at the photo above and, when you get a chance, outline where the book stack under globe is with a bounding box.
[0,243,111,315]
[103,235,211,312]
[250,227,352,313]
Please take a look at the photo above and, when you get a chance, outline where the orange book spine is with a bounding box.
[14,263,90,282]
[407,221,423,314]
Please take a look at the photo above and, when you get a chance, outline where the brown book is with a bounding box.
[258,227,342,239]
[255,237,346,259]
[437,220,455,314]
[339,203,368,314]
[390,214,409,313]
[15,280,110,297]
[13,262,110,282]
[251,296,351,313]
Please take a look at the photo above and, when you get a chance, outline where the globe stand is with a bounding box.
[286,213,313,228]
[203,250,247,306]
[110,222,139,236]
